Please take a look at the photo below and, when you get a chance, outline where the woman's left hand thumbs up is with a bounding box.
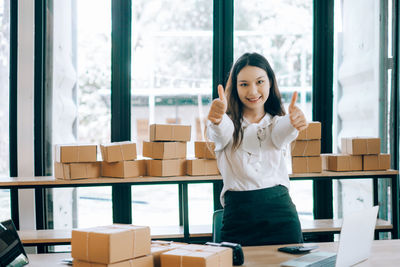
[289,92,308,131]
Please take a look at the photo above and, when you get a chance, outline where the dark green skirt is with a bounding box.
[221,185,303,246]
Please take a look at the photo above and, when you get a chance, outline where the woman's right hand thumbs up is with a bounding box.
[208,85,227,125]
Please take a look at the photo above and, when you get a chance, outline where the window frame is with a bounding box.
[6,0,397,237]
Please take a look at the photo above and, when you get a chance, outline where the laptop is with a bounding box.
[0,219,29,267]
[280,206,379,267]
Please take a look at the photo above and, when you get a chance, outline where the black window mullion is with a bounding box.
[392,0,400,237]
[212,0,233,99]
[212,0,233,211]
[111,0,132,224]
[393,0,399,172]
[312,0,334,225]
[34,0,51,244]
[9,0,19,229]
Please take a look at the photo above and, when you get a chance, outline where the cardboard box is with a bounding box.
[101,160,146,178]
[296,122,321,140]
[143,141,186,159]
[292,156,322,173]
[55,144,97,163]
[151,241,187,267]
[194,142,216,159]
[341,137,380,155]
[72,224,151,264]
[54,162,101,180]
[321,153,329,171]
[186,159,219,176]
[291,140,321,156]
[321,154,362,171]
[149,124,191,142]
[161,244,232,267]
[147,159,186,177]
[100,142,137,162]
[73,255,153,267]
[363,154,391,171]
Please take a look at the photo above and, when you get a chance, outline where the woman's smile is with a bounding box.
[246,96,262,103]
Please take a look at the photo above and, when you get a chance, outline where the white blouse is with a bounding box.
[206,113,298,206]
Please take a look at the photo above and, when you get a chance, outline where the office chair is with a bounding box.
[212,209,224,243]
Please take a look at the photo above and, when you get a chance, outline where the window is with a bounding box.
[332,0,381,219]
[234,0,314,220]
[0,0,11,221]
[131,0,213,227]
[48,0,112,229]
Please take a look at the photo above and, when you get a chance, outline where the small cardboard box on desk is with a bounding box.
[146,124,191,177]
[160,244,232,267]
[54,144,101,180]
[291,122,322,173]
[72,224,152,267]
[73,255,153,267]
[151,241,188,267]
[100,141,147,178]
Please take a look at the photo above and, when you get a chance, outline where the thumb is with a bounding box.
[218,85,225,102]
[289,91,298,111]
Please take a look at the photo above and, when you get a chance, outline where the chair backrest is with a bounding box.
[212,209,224,243]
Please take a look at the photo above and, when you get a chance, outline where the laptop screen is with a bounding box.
[0,220,29,267]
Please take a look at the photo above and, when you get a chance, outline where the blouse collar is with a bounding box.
[242,113,272,128]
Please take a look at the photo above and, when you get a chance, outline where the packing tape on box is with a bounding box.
[300,141,309,157]
[348,156,355,170]
[74,147,80,162]
[305,158,309,172]
[171,126,175,138]
[85,164,89,177]
[304,129,310,140]
[119,144,126,160]
[364,140,370,154]
[83,226,139,262]
[85,231,89,261]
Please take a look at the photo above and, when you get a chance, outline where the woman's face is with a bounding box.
[236,65,270,114]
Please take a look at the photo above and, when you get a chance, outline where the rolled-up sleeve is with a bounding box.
[271,114,299,149]
[206,114,234,151]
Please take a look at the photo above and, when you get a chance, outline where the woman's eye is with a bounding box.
[258,80,264,84]
[240,83,247,87]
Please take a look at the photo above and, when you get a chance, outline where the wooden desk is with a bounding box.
[1,169,398,240]
[18,219,392,246]
[25,239,400,266]
[242,239,400,267]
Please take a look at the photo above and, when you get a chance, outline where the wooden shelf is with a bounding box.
[0,169,397,187]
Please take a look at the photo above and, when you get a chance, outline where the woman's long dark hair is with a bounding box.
[225,52,286,150]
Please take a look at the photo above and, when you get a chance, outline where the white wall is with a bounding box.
[17,0,36,231]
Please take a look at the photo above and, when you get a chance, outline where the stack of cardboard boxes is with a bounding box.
[72,224,153,267]
[143,124,191,177]
[322,138,390,171]
[71,224,233,267]
[100,141,147,178]
[54,144,101,180]
[291,122,322,173]
[186,142,220,176]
